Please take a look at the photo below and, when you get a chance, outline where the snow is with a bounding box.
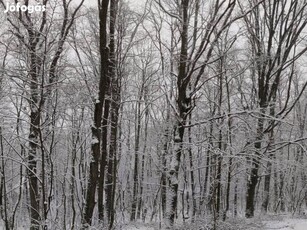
[120,223,156,230]
[264,218,307,230]
[91,136,99,144]
[1,216,305,229]
[124,226,155,230]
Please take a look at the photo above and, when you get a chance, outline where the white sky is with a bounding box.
[82,0,146,11]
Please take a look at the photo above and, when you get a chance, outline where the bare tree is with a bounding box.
[152,0,239,227]
[1,1,84,228]
[82,0,110,227]
[241,0,307,217]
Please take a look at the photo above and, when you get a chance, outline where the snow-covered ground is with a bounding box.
[122,218,307,230]
[264,219,307,230]
[124,226,155,230]
[1,216,305,229]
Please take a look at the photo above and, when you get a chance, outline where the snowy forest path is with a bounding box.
[264,218,307,230]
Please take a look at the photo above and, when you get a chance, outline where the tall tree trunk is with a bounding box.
[166,0,190,227]
[262,94,277,213]
[0,127,9,229]
[160,32,173,219]
[106,86,120,229]
[245,114,264,218]
[83,0,110,226]
[188,114,196,220]
[28,37,41,229]
[131,98,142,221]
[261,136,273,213]
[98,95,110,220]
[161,109,170,218]
[105,0,119,228]
[223,73,233,221]
[201,121,213,214]
[161,136,168,218]
[70,111,82,230]
[234,177,238,217]
[279,172,285,212]
[215,61,224,218]
[137,89,149,220]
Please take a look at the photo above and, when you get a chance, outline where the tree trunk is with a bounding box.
[105,1,119,228]
[223,73,233,221]
[161,130,168,218]
[166,0,189,227]
[130,98,142,221]
[28,38,41,229]
[83,0,110,226]
[234,177,238,217]
[0,127,9,229]
[106,90,120,229]
[262,158,272,212]
[245,115,264,218]
[216,64,224,218]
[201,121,213,214]
[188,114,196,220]
[98,97,110,220]
[168,123,185,227]
[137,89,149,220]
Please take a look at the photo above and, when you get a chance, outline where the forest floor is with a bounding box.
[122,214,307,230]
[263,218,307,230]
[1,215,306,229]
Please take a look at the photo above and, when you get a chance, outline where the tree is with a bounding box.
[241,0,307,217]
[82,0,110,226]
[152,0,238,227]
[105,0,119,228]
[1,1,84,228]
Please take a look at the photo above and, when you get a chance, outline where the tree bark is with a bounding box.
[105,0,119,228]
[130,96,142,221]
[245,114,264,218]
[166,0,190,227]
[83,0,110,226]
[28,35,41,230]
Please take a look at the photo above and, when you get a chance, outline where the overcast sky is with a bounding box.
[82,0,146,11]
